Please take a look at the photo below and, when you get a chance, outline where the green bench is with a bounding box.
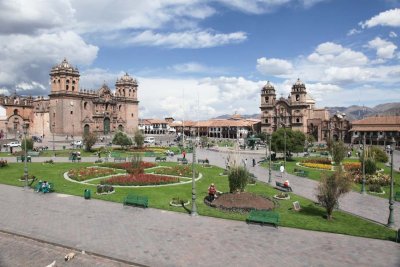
[320,151,329,156]
[68,155,81,162]
[177,158,188,164]
[275,181,293,192]
[293,168,309,177]
[395,191,400,202]
[155,156,166,162]
[123,194,148,208]
[247,210,280,227]
[17,156,31,162]
[27,151,40,157]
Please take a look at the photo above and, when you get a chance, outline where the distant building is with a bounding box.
[350,116,400,147]
[0,58,139,138]
[260,79,350,142]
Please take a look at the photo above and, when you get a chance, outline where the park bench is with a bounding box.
[68,155,81,162]
[123,194,148,208]
[247,210,280,227]
[155,156,166,162]
[177,158,188,164]
[27,151,40,157]
[395,191,400,202]
[320,151,329,156]
[34,181,54,193]
[275,181,293,192]
[198,159,210,167]
[16,156,31,162]
[293,168,308,177]
[113,157,126,162]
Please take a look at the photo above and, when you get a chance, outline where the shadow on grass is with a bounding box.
[298,204,325,218]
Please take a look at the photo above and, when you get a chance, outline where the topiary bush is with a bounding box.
[370,146,388,163]
[228,166,249,193]
[368,184,383,193]
[363,158,377,175]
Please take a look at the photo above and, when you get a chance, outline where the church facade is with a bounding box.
[260,79,350,142]
[0,58,139,137]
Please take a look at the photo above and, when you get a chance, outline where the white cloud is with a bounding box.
[347,28,361,36]
[256,57,293,76]
[360,8,400,28]
[125,30,247,48]
[169,62,227,74]
[367,37,397,59]
[307,42,368,66]
[389,31,397,38]
[324,67,369,83]
[306,83,342,102]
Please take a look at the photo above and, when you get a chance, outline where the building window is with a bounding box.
[13,109,18,115]
[265,119,269,123]
[296,94,300,101]
[66,85,69,90]
[265,96,269,102]
[70,111,73,115]
[84,102,88,110]
[296,118,300,123]
[72,86,75,91]
[131,113,134,117]
[119,105,122,111]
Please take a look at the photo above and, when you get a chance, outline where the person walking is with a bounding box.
[252,158,256,167]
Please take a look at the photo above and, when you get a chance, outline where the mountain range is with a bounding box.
[214,102,400,121]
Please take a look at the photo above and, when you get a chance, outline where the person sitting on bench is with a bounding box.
[283,180,290,188]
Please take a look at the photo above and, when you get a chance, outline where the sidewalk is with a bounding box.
[0,184,398,267]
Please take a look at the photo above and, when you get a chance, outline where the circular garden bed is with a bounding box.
[205,192,275,212]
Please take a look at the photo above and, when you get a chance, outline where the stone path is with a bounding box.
[0,184,398,267]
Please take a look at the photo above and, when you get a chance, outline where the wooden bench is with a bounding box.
[16,156,31,162]
[293,168,308,177]
[275,181,293,192]
[123,194,148,208]
[27,151,40,157]
[247,210,280,227]
[177,158,188,164]
[395,191,400,202]
[155,156,166,162]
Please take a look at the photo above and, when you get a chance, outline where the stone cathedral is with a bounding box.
[0,58,139,137]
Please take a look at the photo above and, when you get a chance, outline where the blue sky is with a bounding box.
[0,0,399,120]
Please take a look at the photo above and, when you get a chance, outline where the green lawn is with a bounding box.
[0,162,396,241]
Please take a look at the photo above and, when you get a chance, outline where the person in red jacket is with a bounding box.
[208,183,217,201]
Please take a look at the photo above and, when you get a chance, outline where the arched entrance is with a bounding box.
[118,124,124,132]
[104,118,110,134]
[84,124,90,135]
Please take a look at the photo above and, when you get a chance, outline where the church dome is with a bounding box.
[262,81,275,90]
[50,58,79,76]
[116,73,137,85]
[294,78,304,86]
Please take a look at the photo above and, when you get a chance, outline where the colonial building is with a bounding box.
[350,116,400,147]
[0,58,139,137]
[260,79,350,142]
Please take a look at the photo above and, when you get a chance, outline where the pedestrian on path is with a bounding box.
[280,164,285,178]
[252,158,256,167]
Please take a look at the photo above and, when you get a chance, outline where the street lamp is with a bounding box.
[52,123,55,157]
[23,122,29,190]
[191,140,198,216]
[4,122,7,139]
[387,138,395,228]
[267,134,272,184]
[361,134,366,194]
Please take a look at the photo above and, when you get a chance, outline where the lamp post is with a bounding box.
[387,138,395,228]
[361,134,366,194]
[191,140,198,216]
[268,134,272,183]
[52,123,55,157]
[4,122,7,139]
[23,123,29,190]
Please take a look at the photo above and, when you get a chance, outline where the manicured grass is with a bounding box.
[0,162,396,241]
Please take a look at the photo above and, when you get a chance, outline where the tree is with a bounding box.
[133,129,144,148]
[200,136,209,147]
[316,169,352,220]
[21,138,33,151]
[254,132,267,142]
[83,132,98,152]
[332,140,346,164]
[228,166,249,193]
[112,131,132,149]
[370,146,388,163]
[271,128,305,156]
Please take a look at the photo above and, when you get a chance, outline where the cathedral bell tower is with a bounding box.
[291,78,307,104]
[260,81,276,134]
[49,58,80,94]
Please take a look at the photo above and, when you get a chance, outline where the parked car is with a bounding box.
[71,140,83,147]
[4,141,21,148]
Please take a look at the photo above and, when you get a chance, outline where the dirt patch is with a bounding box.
[207,192,275,212]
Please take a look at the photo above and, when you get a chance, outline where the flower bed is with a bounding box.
[101,161,156,170]
[101,174,179,186]
[68,167,119,181]
[343,162,361,172]
[301,162,332,170]
[302,158,331,165]
[153,165,196,177]
[354,172,391,186]
[273,192,290,200]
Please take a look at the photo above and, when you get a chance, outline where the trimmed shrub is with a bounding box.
[363,158,377,175]
[368,184,383,193]
[370,146,388,163]
[228,166,249,193]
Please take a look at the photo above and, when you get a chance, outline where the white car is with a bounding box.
[71,140,83,146]
[4,141,21,147]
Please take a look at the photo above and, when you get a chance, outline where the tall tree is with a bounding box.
[133,129,144,148]
[271,128,305,155]
[316,169,352,220]
[332,140,346,164]
[83,132,98,152]
[112,131,132,149]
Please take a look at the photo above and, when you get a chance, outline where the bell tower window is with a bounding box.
[296,94,300,101]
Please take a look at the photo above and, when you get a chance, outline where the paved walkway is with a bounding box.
[196,148,400,229]
[0,184,399,267]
